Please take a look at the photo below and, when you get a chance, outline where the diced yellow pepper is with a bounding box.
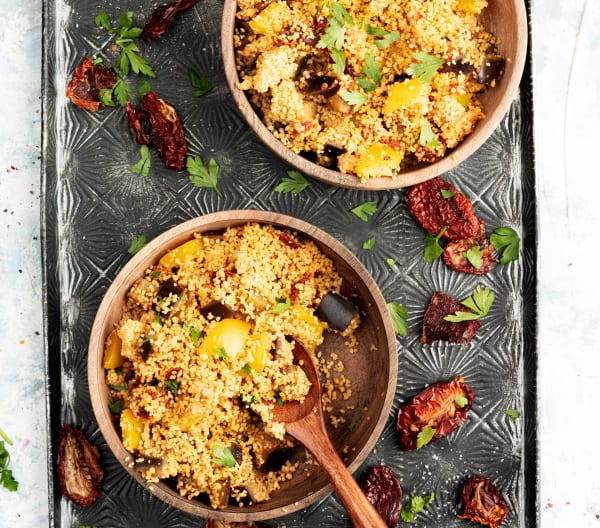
[159,238,203,269]
[103,330,124,369]
[177,414,203,432]
[456,0,486,14]
[248,2,291,35]
[246,333,272,372]
[290,305,324,346]
[455,93,472,107]
[383,79,424,114]
[199,318,252,361]
[120,409,143,451]
[356,144,404,179]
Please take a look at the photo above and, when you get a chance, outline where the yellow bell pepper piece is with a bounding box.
[456,0,486,15]
[290,305,324,342]
[455,93,472,107]
[248,2,291,35]
[199,318,252,362]
[120,409,143,451]
[159,238,203,269]
[383,79,424,114]
[103,330,124,369]
[356,144,404,179]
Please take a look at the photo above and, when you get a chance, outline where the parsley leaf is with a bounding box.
[465,245,483,269]
[407,52,445,83]
[0,431,18,493]
[165,380,180,396]
[416,427,436,449]
[401,492,435,522]
[95,11,113,32]
[341,90,368,109]
[274,170,311,194]
[419,124,441,147]
[187,155,222,197]
[387,301,408,336]
[351,201,377,221]
[440,189,455,199]
[138,76,152,99]
[242,363,252,375]
[129,144,151,176]
[357,53,385,92]
[211,445,237,467]
[331,48,346,75]
[490,226,520,264]
[113,77,132,106]
[423,226,447,262]
[444,285,495,322]
[215,347,230,368]
[188,69,213,97]
[362,236,375,250]
[455,394,469,408]
[128,234,147,255]
[273,297,292,314]
[317,17,346,50]
[386,257,397,266]
[190,326,203,347]
[366,25,400,50]
[274,392,284,407]
[108,400,124,414]
[506,408,520,420]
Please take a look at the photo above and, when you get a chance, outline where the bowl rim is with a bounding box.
[220,0,529,190]
[88,209,398,521]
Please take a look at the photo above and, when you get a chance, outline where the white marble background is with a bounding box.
[0,0,599,526]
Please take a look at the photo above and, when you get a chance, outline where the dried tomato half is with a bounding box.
[457,475,509,528]
[66,56,116,111]
[206,521,275,528]
[361,465,403,527]
[396,375,474,451]
[141,0,200,43]
[406,177,485,241]
[57,424,104,506]
[126,92,187,170]
[421,291,481,344]
[443,237,496,275]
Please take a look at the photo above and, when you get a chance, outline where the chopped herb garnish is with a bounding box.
[273,297,292,314]
[113,77,132,107]
[465,245,483,269]
[137,76,152,99]
[211,445,237,467]
[455,394,469,408]
[0,429,18,492]
[215,347,230,368]
[274,392,284,407]
[444,285,495,322]
[190,326,203,347]
[407,52,445,83]
[386,257,397,266]
[505,408,520,420]
[401,492,435,522]
[188,69,213,97]
[242,363,252,375]
[440,189,455,199]
[490,226,520,264]
[274,169,311,194]
[362,236,376,250]
[341,90,368,109]
[108,383,129,391]
[331,47,346,75]
[423,226,447,262]
[241,393,260,407]
[416,426,436,449]
[109,400,124,414]
[351,201,377,221]
[387,301,408,336]
[357,53,385,92]
[165,380,180,396]
[187,155,222,197]
[419,124,441,147]
[129,144,151,176]
[151,271,161,279]
[128,234,147,255]
[366,24,400,50]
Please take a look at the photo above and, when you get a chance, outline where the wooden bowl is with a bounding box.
[221,0,528,190]
[88,210,397,521]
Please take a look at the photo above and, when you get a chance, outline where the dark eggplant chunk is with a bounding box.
[440,59,476,77]
[134,456,164,477]
[315,292,356,331]
[477,57,506,85]
[304,75,341,97]
[201,302,237,320]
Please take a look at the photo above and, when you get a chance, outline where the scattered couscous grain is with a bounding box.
[234,0,504,181]
[103,223,360,509]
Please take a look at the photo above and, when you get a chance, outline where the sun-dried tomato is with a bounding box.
[396,375,474,451]
[57,424,104,506]
[457,475,509,528]
[443,237,496,275]
[421,291,481,344]
[141,0,200,43]
[66,56,116,111]
[206,521,276,528]
[361,465,403,528]
[406,177,485,241]
[126,92,187,170]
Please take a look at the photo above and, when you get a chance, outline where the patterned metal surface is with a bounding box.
[41,0,537,526]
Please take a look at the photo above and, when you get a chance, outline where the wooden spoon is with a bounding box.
[269,340,388,528]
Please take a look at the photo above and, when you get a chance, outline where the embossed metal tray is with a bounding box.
[41,0,538,526]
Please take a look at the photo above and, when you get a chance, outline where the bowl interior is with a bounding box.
[88,210,397,521]
[221,0,528,190]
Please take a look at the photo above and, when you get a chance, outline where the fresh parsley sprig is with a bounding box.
[187,155,222,197]
[188,69,213,97]
[351,201,377,221]
[444,285,495,322]
[128,234,148,255]
[129,144,151,176]
[416,426,436,449]
[423,226,447,262]
[419,124,441,147]
[401,491,435,522]
[273,297,292,314]
[407,52,445,83]
[211,445,237,467]
[365,24,400,50]
[357,53,385,92]
[387,301,408,336]
[490,226,520,264]
[0,428,18,492]
[274,170,311,194]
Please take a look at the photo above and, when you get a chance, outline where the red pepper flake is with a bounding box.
[66,56,116,111]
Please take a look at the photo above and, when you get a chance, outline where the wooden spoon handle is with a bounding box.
[288,414,388,528]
